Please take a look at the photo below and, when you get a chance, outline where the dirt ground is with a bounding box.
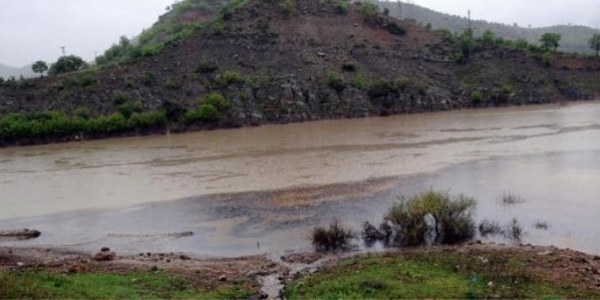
[2,242,600,296]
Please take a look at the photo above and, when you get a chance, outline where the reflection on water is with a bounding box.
[1,102,600,256]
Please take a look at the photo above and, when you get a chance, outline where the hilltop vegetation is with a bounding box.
[376,1,600,54]
[95,0,241,65]
[0,0,599,147]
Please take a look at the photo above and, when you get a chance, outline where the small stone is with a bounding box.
[538,250,553,256]
[16,262,24,267]
[147,252,152,257]
[180,255,191,260]
[219,275,227,282]
[101,247,110,252]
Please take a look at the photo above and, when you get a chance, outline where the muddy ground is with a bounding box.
[2,242,600,299]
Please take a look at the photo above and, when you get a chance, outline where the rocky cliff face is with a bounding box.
[0,0,599,143]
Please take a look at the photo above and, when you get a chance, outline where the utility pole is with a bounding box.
[405,0,413,20]
[468,10,472,34]
[397,0,403,19]
[60,46,66,57]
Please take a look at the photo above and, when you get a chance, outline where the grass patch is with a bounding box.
[0,270,253,299]
[285,251,599,299]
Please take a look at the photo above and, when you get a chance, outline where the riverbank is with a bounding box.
[2,243,599,299]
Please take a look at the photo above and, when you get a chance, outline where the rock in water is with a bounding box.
[0,229,41,240]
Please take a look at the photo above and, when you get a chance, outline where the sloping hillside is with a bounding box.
[0,0,599,147]
[376,1,600,54]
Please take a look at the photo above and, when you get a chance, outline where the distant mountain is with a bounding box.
[376,1,600,54]
[0,63,35,79]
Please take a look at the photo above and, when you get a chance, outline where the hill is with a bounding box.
[0,0,599,147]
[376,1,600,54]
[0,63,34,79]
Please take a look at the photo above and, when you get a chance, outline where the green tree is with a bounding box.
[458,29,475,63]
[48,55,87,75]
[589,33,600,56]
[481,30,496,45]
[540,33,561,52]
[31,61,48,77]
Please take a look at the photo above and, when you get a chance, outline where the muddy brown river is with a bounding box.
[1,102,600,256]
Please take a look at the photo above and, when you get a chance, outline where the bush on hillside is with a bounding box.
[342,61,357,72]
[470,90,483,105]
[198,104,222,122]
[279,0,294,16]
[203,92,231,112]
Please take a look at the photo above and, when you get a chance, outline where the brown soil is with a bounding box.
[0,247,284,295]
[2,243,600,295]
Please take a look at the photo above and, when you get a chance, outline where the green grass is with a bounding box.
[285,252,599,299]
[0,271,252,299]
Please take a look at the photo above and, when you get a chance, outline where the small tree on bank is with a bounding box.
[31,61,48,77]
[540,33,561,52]
[589,33,600,57]
[48,55,86,75]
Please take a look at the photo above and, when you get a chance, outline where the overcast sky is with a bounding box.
[1,0,599,67]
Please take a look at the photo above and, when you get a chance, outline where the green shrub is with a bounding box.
[342,61,357,72]
[88,113,128,134]
[394,76,409,90]
[311,219,357,253]
[386,23,406,36]
[216,71,245,86]
[74,107,91,119]
[124,78,134,88]
[369,79,395,97]
[334,0,350,14]
[198,104,221,122]
[203,92,231,112]
[184,108,202,124]
[195,60,218,73]
[165,77,180,89]
[542,52,553,66]
[118,101,143,119]
[143,71,156,86]
[515,38,529,49]
[353,73,366,90]
[279,0,294,16]
[470,90,483,105]
[113,91,129,105]
[79,74,95,87]
[363,190,477,247]
[360,1,379,21]
[211,20,225,35]
[326,71,345,91]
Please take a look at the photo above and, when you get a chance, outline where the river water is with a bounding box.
[1,102,600,256]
